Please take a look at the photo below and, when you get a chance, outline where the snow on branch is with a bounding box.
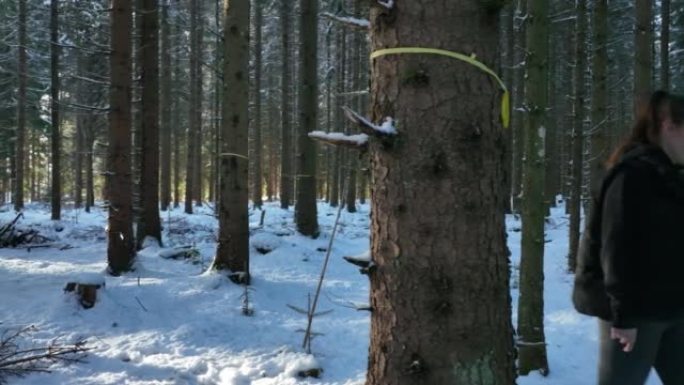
[377,0,395,9]
[342,106,397,137]
[320,12,370,30]
[308,131,369,150]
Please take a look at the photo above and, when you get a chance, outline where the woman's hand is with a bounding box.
[611,327,637,352]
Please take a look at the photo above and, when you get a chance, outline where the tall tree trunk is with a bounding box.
[15,0,27,211]
[279,0,292,209]
[185,0,199,214]
[517,0,550,375]
[511,0,527,214]
[329,26,346,209]
[660,0,670,91]
[589,0,608,201]
[634,0,653,99]
[108,0,135,275]
[366,2,516,384]
[213,0,250,284]
[295,0,319,236]
[568,0,587,274]
[86,130,94,212]
[136,0,162,249]
[50,0,61,220]
[160,0,172,211]
[252,0,263,208]
[75,115,83,209]
[173,10,181,209]
[193,13,204,207]
[344,0,361,214]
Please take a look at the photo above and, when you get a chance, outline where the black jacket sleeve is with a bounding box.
[600,165,648,328]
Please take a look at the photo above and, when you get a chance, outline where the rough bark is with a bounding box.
[279,0,292,209]
[50,0,61,220]
[295,0,320,236]
[108,0,136,275]
[193,13,204,207]
[366,2,516,384]
[185,0,199,214]
[568,0,587,274]
[634,0,652,99]
[517,0,550,376]
[589,0,608,201]
[252,0,263,208]
[15,0,27,212]
[511,0,527,214]
[160,0,172,211]
[213,0,250,284]
[660,0,670,91]
[136,0,162,249]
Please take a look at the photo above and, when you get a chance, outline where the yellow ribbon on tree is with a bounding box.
[370,47,510,129]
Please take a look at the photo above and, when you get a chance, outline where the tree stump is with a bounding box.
[64,273,105,309]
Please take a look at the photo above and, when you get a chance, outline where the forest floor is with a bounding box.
[0,201,661,384]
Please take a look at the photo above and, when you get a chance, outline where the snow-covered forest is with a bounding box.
[0,0,676,384]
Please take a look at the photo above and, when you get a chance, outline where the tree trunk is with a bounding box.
[136,0,162,249]
[568,0,587,274]
[517,0,550,375]
[160,0,172,211]
[85,131,94,212]
[589,0,608,201]
[252,0,263,209]
[213,0,250,284]
[295,0,319,236]
[279,0,292,209]
[660,0,670,90]
[185,0,199,214]
[329,26,346,209]
[50,0,61,220]
[511,0,527,214]
[173,10,181,209]
[108,0,135,275]
[15,0,27,212]
[366,2,516,384]
[75,115,83,209]
[634,0,653,99]
[193,13,204,207]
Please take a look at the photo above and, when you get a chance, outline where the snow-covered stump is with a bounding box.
[64,273,105,309]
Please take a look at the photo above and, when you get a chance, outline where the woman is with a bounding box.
[573,90,684,385]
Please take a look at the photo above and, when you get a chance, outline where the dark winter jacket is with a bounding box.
[573,144,684,328]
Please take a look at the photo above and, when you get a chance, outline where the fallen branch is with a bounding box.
[0,326,89,384]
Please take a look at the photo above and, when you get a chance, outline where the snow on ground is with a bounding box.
[0,200,663,384]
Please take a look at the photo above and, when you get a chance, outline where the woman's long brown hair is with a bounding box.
[606,90,684,168]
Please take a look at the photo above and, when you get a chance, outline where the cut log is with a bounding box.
[64,273,105,309]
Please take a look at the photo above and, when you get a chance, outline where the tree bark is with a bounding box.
[660,0,670,90]
[185,0,199,214]
[517,0,550,375]
[213,0,250,284]
[50,0,61,220]
[589,0,608,202]
[366,2,516,384]
[136,0,162,249]
[634,0,653,99]
[160,0,172,211]
[251,0,263,209]
[279,0,292,209]
[15,0,27,212]
[568,0,587,274]
[108,0,135,275]
[511,0,527,214]
[295,0,320,236]
[193,11,204,207]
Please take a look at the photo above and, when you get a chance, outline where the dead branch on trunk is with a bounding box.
[308,131,368,150]
[320,12,369,30]
[342,106,397,137]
